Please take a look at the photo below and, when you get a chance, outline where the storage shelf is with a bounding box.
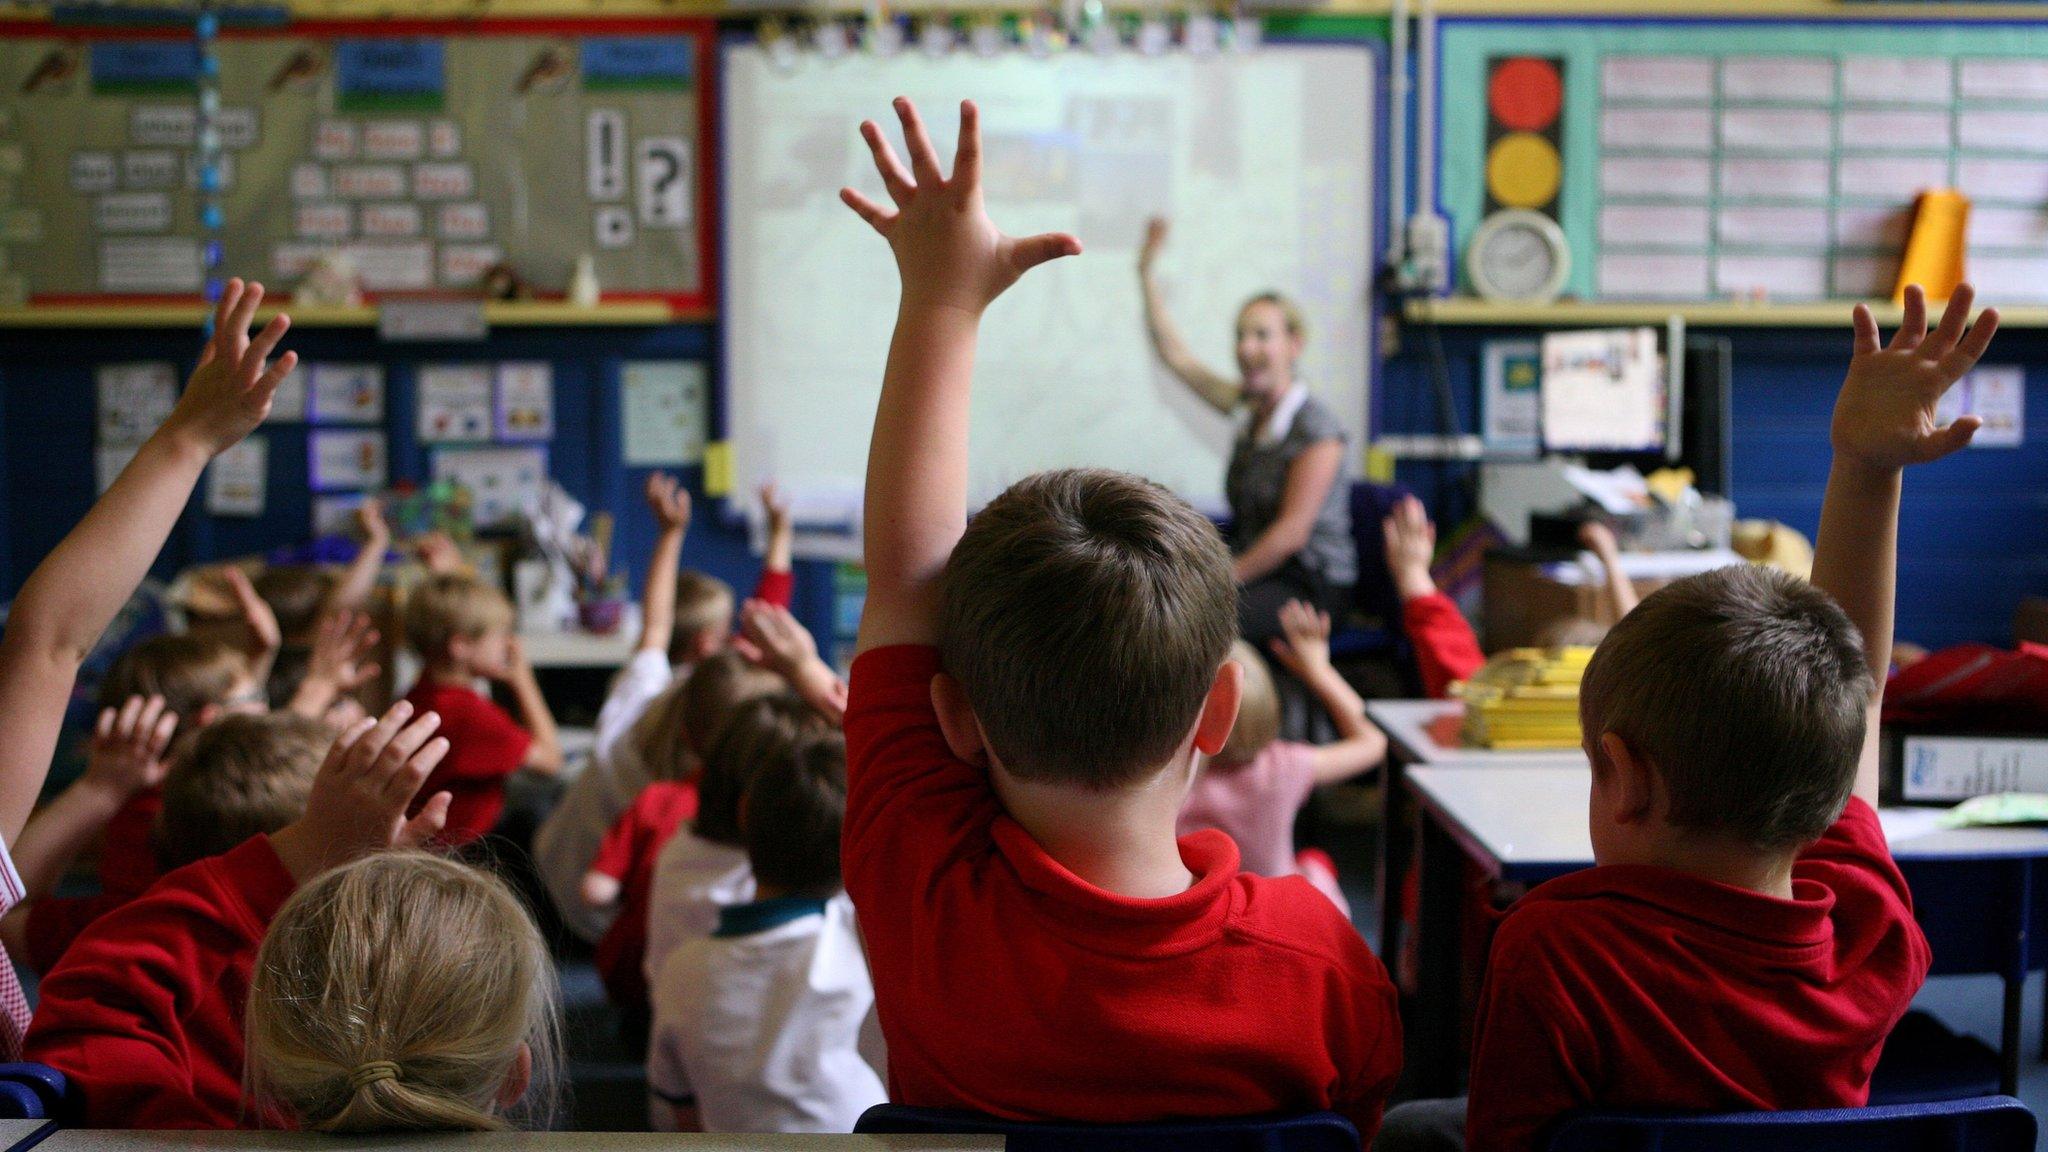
[0,300,698,329]
[1402,297,2036,329]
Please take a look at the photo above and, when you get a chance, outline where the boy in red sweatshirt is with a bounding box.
[26,700,455,1128]
[399,573,563,843]
[1379,286,1990,1152]
[839,98,1400,1137]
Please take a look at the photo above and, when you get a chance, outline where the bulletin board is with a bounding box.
[1440,21,2048,304]
[0,17,714,307]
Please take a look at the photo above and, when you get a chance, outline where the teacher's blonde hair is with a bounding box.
[1239,291,1308,342]
[245,852,562,1133]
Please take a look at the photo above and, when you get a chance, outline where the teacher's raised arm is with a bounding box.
[1136,217,1356,665]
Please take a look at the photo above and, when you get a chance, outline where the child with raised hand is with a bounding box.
[738,599,847,726]
[399,576,562,844]
[1382,496,1484,698]
[839,98,1400,1134]
[282,608,381,724]
[534,475,796,942]
[246,851,562,1134]
[1441,285,1990,1151]
[26,700,453,1128]
[1181,599,1386,915]
[647,729,882,1133]
[0,278,289,1056]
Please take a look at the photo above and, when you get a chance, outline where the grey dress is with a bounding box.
[1225,392,1357,589]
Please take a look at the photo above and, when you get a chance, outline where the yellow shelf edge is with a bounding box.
[1403,298,2032,329]
[0,301,696,328]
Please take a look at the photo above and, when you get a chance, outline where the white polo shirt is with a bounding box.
[646,893,886,1134]
[643,827,755,985]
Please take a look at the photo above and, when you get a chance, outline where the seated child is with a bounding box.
[647,729,884,1133]
[252,497,391,707]
[245,851,561,1133]
[400,574,563,844]
[838,99,1400,1134]
[26,701,455,1128]
[636,689,830,1018]
[10,598,274,972]
[0,278,295,1059]
[1180,600,1386,915]
[1418,285,1987,1152]
[1384,499,1636,695]
[533,475,794,943]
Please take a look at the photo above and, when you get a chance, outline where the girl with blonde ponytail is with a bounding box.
[245,852,563,1133]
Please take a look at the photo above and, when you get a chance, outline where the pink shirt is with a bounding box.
[1180,743,1347,914]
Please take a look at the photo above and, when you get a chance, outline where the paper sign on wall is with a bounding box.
[1481,340,1542,457]
[310,363,385,424]
[95,362,178,446]
[636,137,691,228]
[621,360,706,465]
[206,437,267,516]
[310,430,387,490]
[1540,328,1665,453]
[1936,364,2026,448]
[433,446,548,528]
[495,362,554,440]
[418,364,493,442]
[588,110,626,201]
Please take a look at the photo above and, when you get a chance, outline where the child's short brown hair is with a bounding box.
[669,571,736,665]
[1580,564,1873,849]
[255,566,337,640]
[1217,640,1279,769]
[629,652,783,785]
[98,634,249,719]
[156,712,329,870]
[403,574,515,659]
[743,731,847,895]
[695,693,830,847]
[938,468,1236,789]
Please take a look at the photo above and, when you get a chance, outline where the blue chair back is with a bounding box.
[855,1104,1360,1152]
[1546,1094,2037,1152]
[0,1064,71,1122]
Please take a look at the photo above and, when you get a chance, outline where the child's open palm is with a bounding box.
[1838,283,2000,470]
[270,701,451,882]
[841,98,1081,315]
[646,472,691,533]
[169,279,295,458]
[1268,599,1334,680]
[85,694,177,797]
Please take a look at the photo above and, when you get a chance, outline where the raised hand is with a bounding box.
[1267,599,1333,680]
[647,472,692,535]
[83,695,178,798]
[1577,519,1620,559]
[1381,495,1439,601]
[760,483,790,534]
[307,611,380,694]
[738,599,819,679]
[1838,283,2001,472]
[1140,216,1170,273]
[414,531,465,576]
[165,278,295,458]
[223,567,283,659]
[267,701,451,883]
[353,498,390,546]
[840,98,1081,315]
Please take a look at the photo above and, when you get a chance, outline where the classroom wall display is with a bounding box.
[0,18,713,307]
[1441,22,2048,303]
[722,42,1376,516]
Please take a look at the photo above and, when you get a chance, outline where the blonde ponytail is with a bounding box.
[246,852,563,1134]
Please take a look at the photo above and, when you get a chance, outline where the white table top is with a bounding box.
[1407,764,2048,879]
[29,1134,1000,1151]
[518,629,639,669]
[1365,700,1587,768]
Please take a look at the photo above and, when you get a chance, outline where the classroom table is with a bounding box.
[1363,700,1583,966]
[1403,764,2048,1098]
[18,1134,1001,1152]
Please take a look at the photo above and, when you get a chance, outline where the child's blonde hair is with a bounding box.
[246,852,562,1134]
[669,571,737,664]
[1216,640,1279,770]
[98,634,249,719]
[402,574,515,659]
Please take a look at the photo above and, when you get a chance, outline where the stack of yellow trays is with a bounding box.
[1455,647,1595,750]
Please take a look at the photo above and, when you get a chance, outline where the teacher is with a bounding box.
[1138,217,1356,648]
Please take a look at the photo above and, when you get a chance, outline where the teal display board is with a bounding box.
[1441,21,2048,304]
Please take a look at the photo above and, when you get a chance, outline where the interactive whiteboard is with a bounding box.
[721,43,1375,525]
